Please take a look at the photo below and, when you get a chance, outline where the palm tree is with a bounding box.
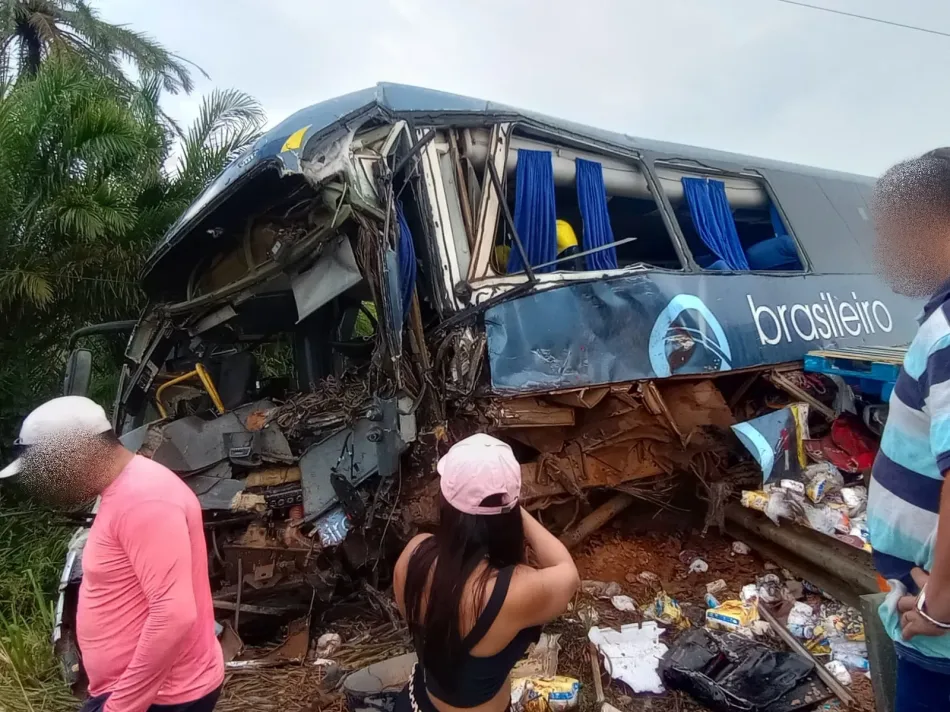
[0,0,200,92]
[0,58,264,309]
[0,55,264,442]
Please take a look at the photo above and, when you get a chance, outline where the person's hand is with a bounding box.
[898,568,949,640]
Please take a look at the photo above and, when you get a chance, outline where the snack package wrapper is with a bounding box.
[841,486,868,517]
[705,600,759,634]
[741,490,769,513]
[511,676,580,712]
[643,593,690,629]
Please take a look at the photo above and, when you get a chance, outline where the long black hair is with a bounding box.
[403,493,525,687]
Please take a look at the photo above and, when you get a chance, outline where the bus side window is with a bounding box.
[492,141,683,275]
[655,168,805,273]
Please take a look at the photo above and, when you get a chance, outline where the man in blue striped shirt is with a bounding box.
[869,148,950,710]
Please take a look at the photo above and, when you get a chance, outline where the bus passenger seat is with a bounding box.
[746,234,801,270]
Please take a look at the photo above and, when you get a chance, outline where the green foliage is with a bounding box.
[0,0,201,93]
[0,56,264,449]
[0,498,74,711]
[0,18,265,707]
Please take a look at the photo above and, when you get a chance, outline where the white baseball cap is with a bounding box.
[0,396,112,479]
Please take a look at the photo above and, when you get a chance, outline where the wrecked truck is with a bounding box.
[53,83,921,686]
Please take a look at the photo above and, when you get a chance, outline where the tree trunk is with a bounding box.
[16,22,42,76]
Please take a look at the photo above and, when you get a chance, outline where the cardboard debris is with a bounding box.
[588,622,668,695]
[512,633,561,679]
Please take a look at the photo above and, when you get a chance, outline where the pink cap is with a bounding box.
[437,434,521,515]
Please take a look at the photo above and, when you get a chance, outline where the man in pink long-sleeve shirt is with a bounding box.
[1,397,224,712]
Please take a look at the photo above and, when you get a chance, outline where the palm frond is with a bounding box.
[0,0,199,93]
[0,268,54,308]
[177,88,264,184]
[26,9,61,46]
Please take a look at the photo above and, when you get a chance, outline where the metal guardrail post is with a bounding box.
[860,593,896,712]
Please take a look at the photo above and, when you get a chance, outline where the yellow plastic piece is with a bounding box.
[155,363,225,418]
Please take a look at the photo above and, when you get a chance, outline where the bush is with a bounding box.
[0,498,74,712]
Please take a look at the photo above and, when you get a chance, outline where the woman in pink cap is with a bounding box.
[393,434,580,712]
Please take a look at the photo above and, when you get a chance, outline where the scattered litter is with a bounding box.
[731,541,751,556]
[511,676,580,712]
[705,600,759,635]
[577,603,599,628]
[802,503,844,536]
[740,583,759,604]
[581,580,624,599]
[741,489,769,513]
[830,640,869,670]
[806,636,832,656]
[806,478,828,504]
[805,463,844,504]
[610,595,638,613]
[637,571,660,586]
[315,632,342,658]
[780,479,806,496]
[706,579,728,595]
[660,628,829,712]
[689,558,709,574]
[764,488,794,526]
[821,603,866,640]
[588,622,668,694]
[787,601,818,639]
[513,633,561,679]
[704,593,721,609]
[824,660,851,687]
[756,574,785,604]
[643,593,689,629]
[806,462,844,486]
[840,486,868,517]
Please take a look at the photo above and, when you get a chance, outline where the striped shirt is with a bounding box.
[868,282,950,665]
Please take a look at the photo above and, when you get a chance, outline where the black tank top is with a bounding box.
[422,566,542,708]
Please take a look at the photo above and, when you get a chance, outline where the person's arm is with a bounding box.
[920,477,950,618]
[393,533,432,619]
[900,341,950,638]
[508,508,580,627]
[103,501,198,712]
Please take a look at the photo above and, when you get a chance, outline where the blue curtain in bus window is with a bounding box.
[576,158,618,271]
[508,149,557,274]
[397,202,416,319]
[770,203,788,238]
[681,177,750,271]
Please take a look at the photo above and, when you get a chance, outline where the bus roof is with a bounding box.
[146,82,875,278]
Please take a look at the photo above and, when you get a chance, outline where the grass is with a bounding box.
[0,496,76,712]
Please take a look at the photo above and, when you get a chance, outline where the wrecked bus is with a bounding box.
[53,83,919,685]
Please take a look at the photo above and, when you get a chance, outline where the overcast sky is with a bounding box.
[96,0,950,177]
